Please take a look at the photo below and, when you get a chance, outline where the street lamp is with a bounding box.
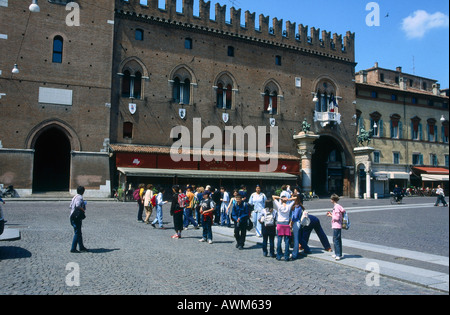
[313,93,318,103]
[11,64,19,74]
[29,0,40,13]
[441,115,446,122]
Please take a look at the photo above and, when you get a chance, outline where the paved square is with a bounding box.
[0,200,446,295]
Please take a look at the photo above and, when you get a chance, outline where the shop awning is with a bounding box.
[117,167,298,180]
[373,171,410,180]
[413,167,449,175]
[412,167,449,181]
[422,174,449,182]
[389,172,410,180]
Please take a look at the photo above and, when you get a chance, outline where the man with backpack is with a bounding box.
[170,185,188,239]
[198,191,216,244]
[258,200,277,257]
[183,186,199,230]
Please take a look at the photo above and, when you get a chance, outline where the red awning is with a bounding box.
[412,167,449,174]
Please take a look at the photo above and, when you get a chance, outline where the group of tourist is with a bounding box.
[132,183,344,261]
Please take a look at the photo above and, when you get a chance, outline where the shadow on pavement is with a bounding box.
[0,246,32,260]
[87,248,120,254]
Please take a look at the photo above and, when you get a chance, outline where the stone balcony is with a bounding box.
[314,111,342,127]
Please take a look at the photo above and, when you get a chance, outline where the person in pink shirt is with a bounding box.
[326,194,345,260]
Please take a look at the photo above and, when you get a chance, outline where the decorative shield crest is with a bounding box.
[129,103,136,115]
[269,118,276,127]
[222,113,229,123]
[179,108,186,119]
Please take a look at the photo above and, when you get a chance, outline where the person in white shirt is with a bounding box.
[220,187,231,227]
[151,187,167,229]
[272,194,296,261]
[434,185,448,207]
[249,185,267,237]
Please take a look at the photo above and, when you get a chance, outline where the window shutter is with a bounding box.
[272,94,278,114]
[399,121,403,139]
[264,92,270,112]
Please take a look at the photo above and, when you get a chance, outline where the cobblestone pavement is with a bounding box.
[0,200,446,295]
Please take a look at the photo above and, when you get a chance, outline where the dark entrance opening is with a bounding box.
[32,127,71,192]
[311,136,345,196]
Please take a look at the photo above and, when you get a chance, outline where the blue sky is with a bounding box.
[159,0,450,88]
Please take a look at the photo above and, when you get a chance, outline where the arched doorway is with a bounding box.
[32,127,71,192]
[311,136,346,196]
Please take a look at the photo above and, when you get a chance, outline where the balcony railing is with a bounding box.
[314,111,341,127]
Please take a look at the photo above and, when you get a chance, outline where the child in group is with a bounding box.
[258,200,277,258]
[327,194,346,260]
[199,191,216,244]
[272,195,295,261]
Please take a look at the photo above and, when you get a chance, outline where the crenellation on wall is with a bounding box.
[244,10,255,35]
[333,33,343,52]
[258,14,270,35]
[298,24,308,46]
[117,0,354,62]
[285,21,296,41]
[214,2,227,27]
[199,0,211,22]
[272,18,283,38]
[230,7,241,33]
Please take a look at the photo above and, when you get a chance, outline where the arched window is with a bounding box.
[411,116,422,141]
[52,36,63,63]
[121,69,142,99]
[216,83,232,109]
[314,81,338,113]
[172,76,190,105]
[390,114,402,139]
[427,118,437,142]
[442,121,449,143]
[263,88,278,114]
[370,111,382,137]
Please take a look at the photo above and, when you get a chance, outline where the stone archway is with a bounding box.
[32,127,71,192]
[311,135,347,196]
[27,120,80,193]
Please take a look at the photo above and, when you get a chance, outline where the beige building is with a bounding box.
[355,63,449,197]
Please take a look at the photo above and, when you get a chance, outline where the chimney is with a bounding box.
[399,77,407,90]
[360,70,368,83]
[374,62,378,68]
[396,66,402,72]
[432,83,440,96]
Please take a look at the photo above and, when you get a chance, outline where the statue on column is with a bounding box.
[302,118,311,133]
[357,128,373,146]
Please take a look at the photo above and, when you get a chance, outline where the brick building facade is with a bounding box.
[0,0,114,197]
[110,0,358,197]
[1,0,359,197]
